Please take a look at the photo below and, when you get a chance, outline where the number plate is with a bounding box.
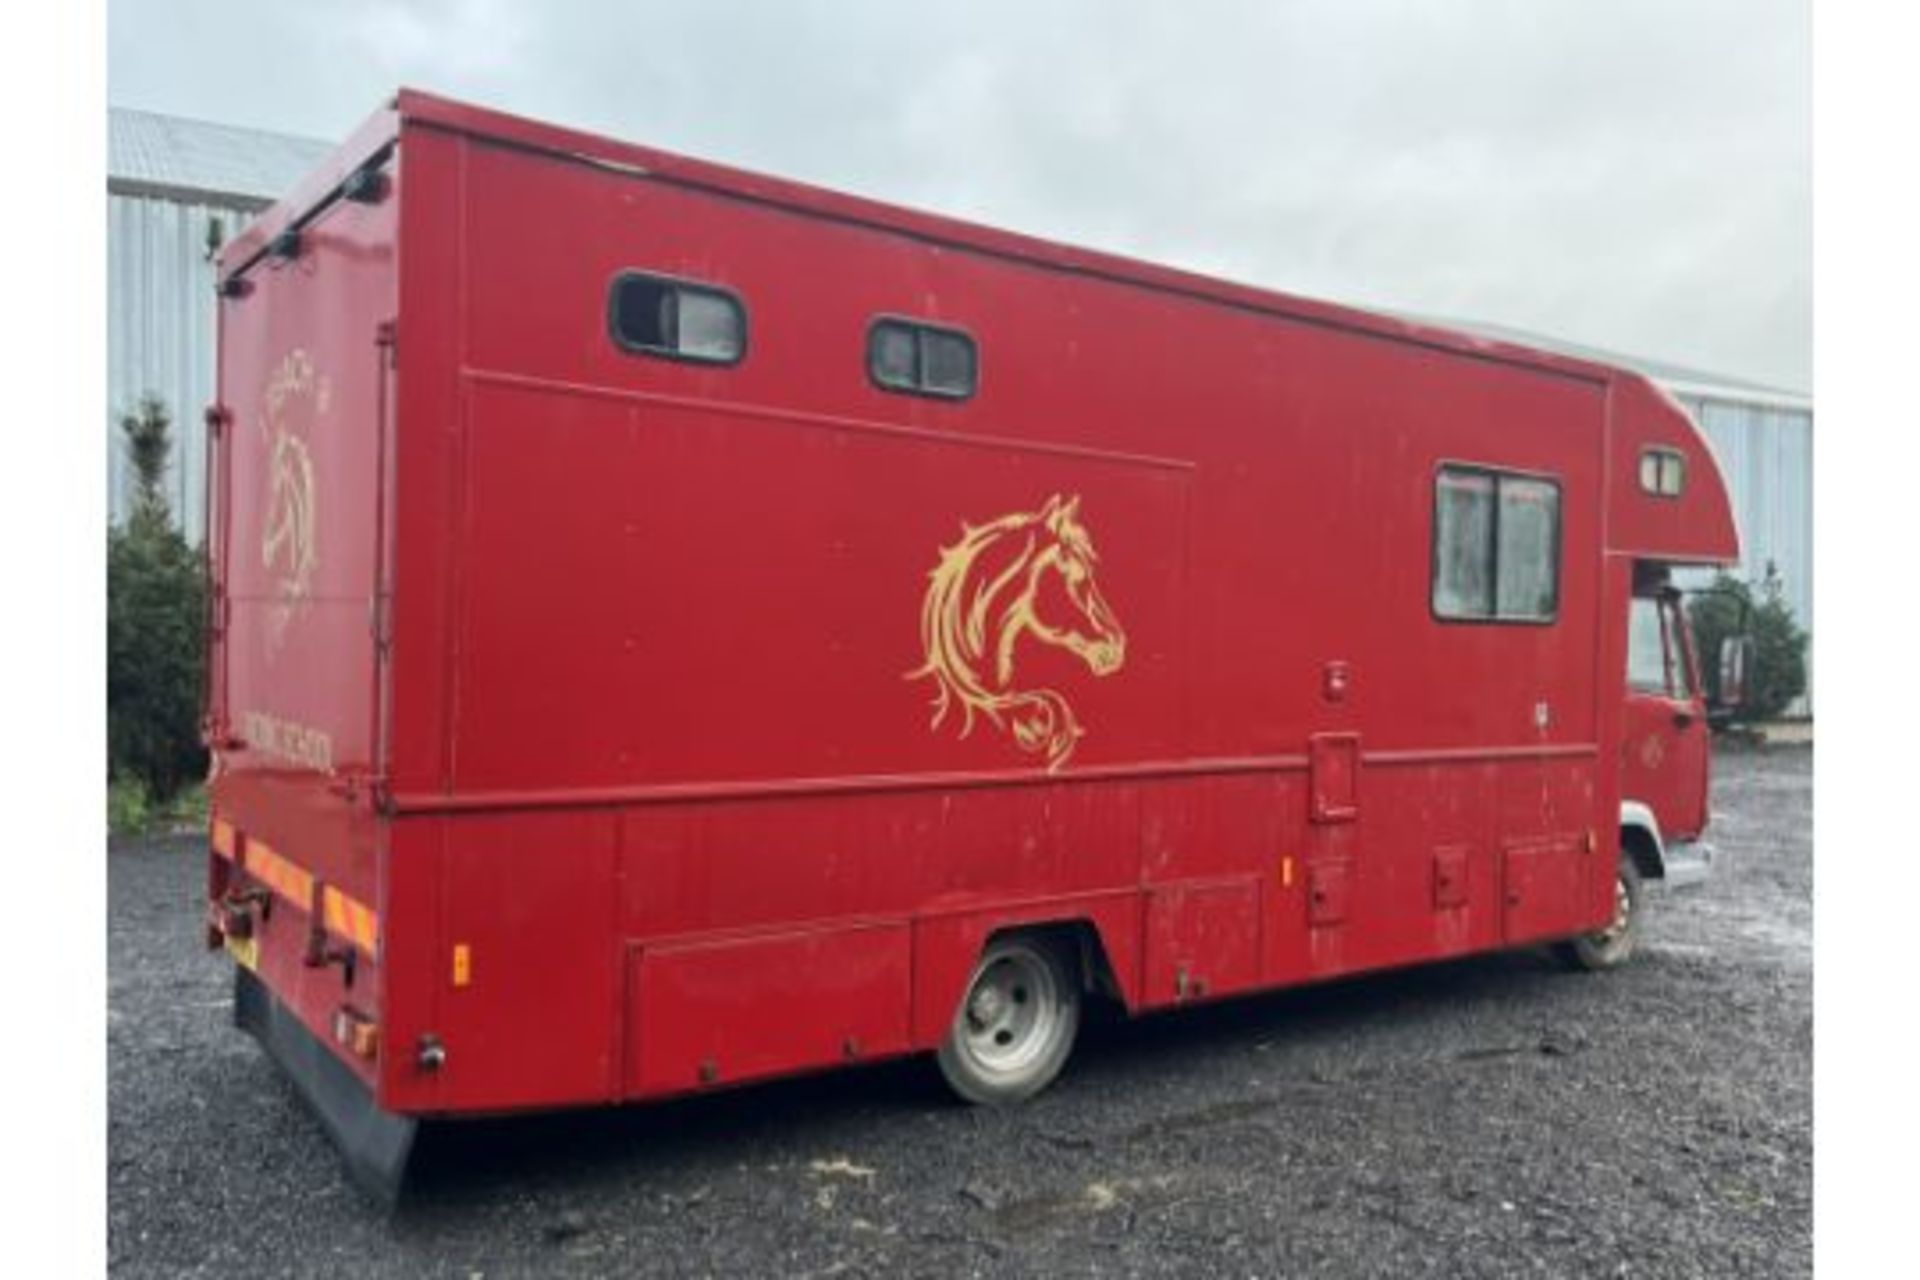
[226,933,259,972]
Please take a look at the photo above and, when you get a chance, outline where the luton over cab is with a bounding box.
[202,90,1742,1199]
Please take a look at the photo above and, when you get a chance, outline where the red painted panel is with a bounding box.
[628,923,911,1096]
[434,811,620,1111]
[378,817,442,1113]
[1141,879,1262,1006]
[1307,861,1352,926]
[1430,845,1475,957]
[1309,733,1360,823]
[446,384,1192,791]
[1140,773,1294,883]
[1606,375,1740,566]
[1432,845,1470,909]
[1497,756,1598,843]
[1501,836,1592,945]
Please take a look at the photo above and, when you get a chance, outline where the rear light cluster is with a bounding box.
[333,1007,381,1060]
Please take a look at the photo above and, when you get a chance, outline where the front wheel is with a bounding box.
[1554,857,1645,971]
[937,934,1081,1105]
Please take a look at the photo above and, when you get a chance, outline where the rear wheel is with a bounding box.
[937,934,1081,1105]
[1554,856,1644,971]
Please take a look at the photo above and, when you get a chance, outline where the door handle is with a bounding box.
[1672,709,1696,728]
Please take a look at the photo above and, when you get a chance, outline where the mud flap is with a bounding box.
[233,968,417,1206]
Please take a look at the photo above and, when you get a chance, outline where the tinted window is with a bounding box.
[870,323,918,390]
[609,272,744,364]
[1432,466,1561,622]
[922,329,976,397]
[868,318,977,399]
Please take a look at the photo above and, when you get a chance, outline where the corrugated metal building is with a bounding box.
[107,107,330,534]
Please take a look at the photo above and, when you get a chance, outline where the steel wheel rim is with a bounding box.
[958,948,1062,1077]
[1596,872,1632,947]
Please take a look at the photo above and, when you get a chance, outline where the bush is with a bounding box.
[107,397,208,804]
[107,777,151,836]
[1688,564,1810,722]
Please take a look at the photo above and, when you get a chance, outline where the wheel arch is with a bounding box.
[981,918,1123,1006]
[909,897,1142,1049]
[1620,800,1668,880]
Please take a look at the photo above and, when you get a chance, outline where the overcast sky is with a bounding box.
[109,0,1810,390]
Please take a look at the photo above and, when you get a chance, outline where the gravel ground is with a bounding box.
[108,746,1811,1278]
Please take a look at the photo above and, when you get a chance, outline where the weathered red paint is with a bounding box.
[206,91,1738,1124]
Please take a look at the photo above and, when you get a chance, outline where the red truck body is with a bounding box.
[204,91,1738,1196]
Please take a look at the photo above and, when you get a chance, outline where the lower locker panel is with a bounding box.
[625,922,913,1096]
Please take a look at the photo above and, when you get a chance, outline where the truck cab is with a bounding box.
[1603,378,1745,900]
[1620,566,1715,885]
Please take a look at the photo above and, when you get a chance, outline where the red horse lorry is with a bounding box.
[203,91,1739,1198]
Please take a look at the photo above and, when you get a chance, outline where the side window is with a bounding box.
[1661,596,1698,697]
[609,272,745,364]
[1432,466,1561,622]
[867,318,977,400]
[1434,470,1496,618]
[1496,476,1560,618]
[1627,597,1670,693]
[1638,447,1686,497]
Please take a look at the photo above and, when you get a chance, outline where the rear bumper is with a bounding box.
[1661,839,1716,889]
[233,968,416,1205]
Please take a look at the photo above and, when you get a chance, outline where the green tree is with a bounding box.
[1688,563,1810,723]
[107,396,207,803]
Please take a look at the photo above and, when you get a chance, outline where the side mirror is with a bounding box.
[1718,635,1755,711]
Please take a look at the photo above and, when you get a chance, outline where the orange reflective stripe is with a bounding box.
[321,884,381,958]
[233,839,378,957]
[210,818,238,861]
[243,840,314,912]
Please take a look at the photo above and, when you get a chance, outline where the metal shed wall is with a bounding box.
[107,190,254,536]
[1675,393,1814,713]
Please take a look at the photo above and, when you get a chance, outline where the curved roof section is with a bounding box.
[1393,310,1810,411]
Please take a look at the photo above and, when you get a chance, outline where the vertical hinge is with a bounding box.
[370,592,393,652]
[376,318,398,366]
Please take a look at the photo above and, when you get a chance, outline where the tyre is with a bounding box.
[1554,856,1645,971]
[937,933,1081,1105]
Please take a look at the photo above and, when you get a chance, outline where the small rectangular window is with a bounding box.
[1638,447,1685,497]
[867,318,977,400]
[609,271,745,365]
[1432,465,1561,623]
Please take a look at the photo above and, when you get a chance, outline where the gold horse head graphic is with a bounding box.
[908,494,1127,771]
[260,350,325,651]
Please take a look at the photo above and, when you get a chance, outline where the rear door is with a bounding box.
[209,160,398,906]
[1620,589,1710,841]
